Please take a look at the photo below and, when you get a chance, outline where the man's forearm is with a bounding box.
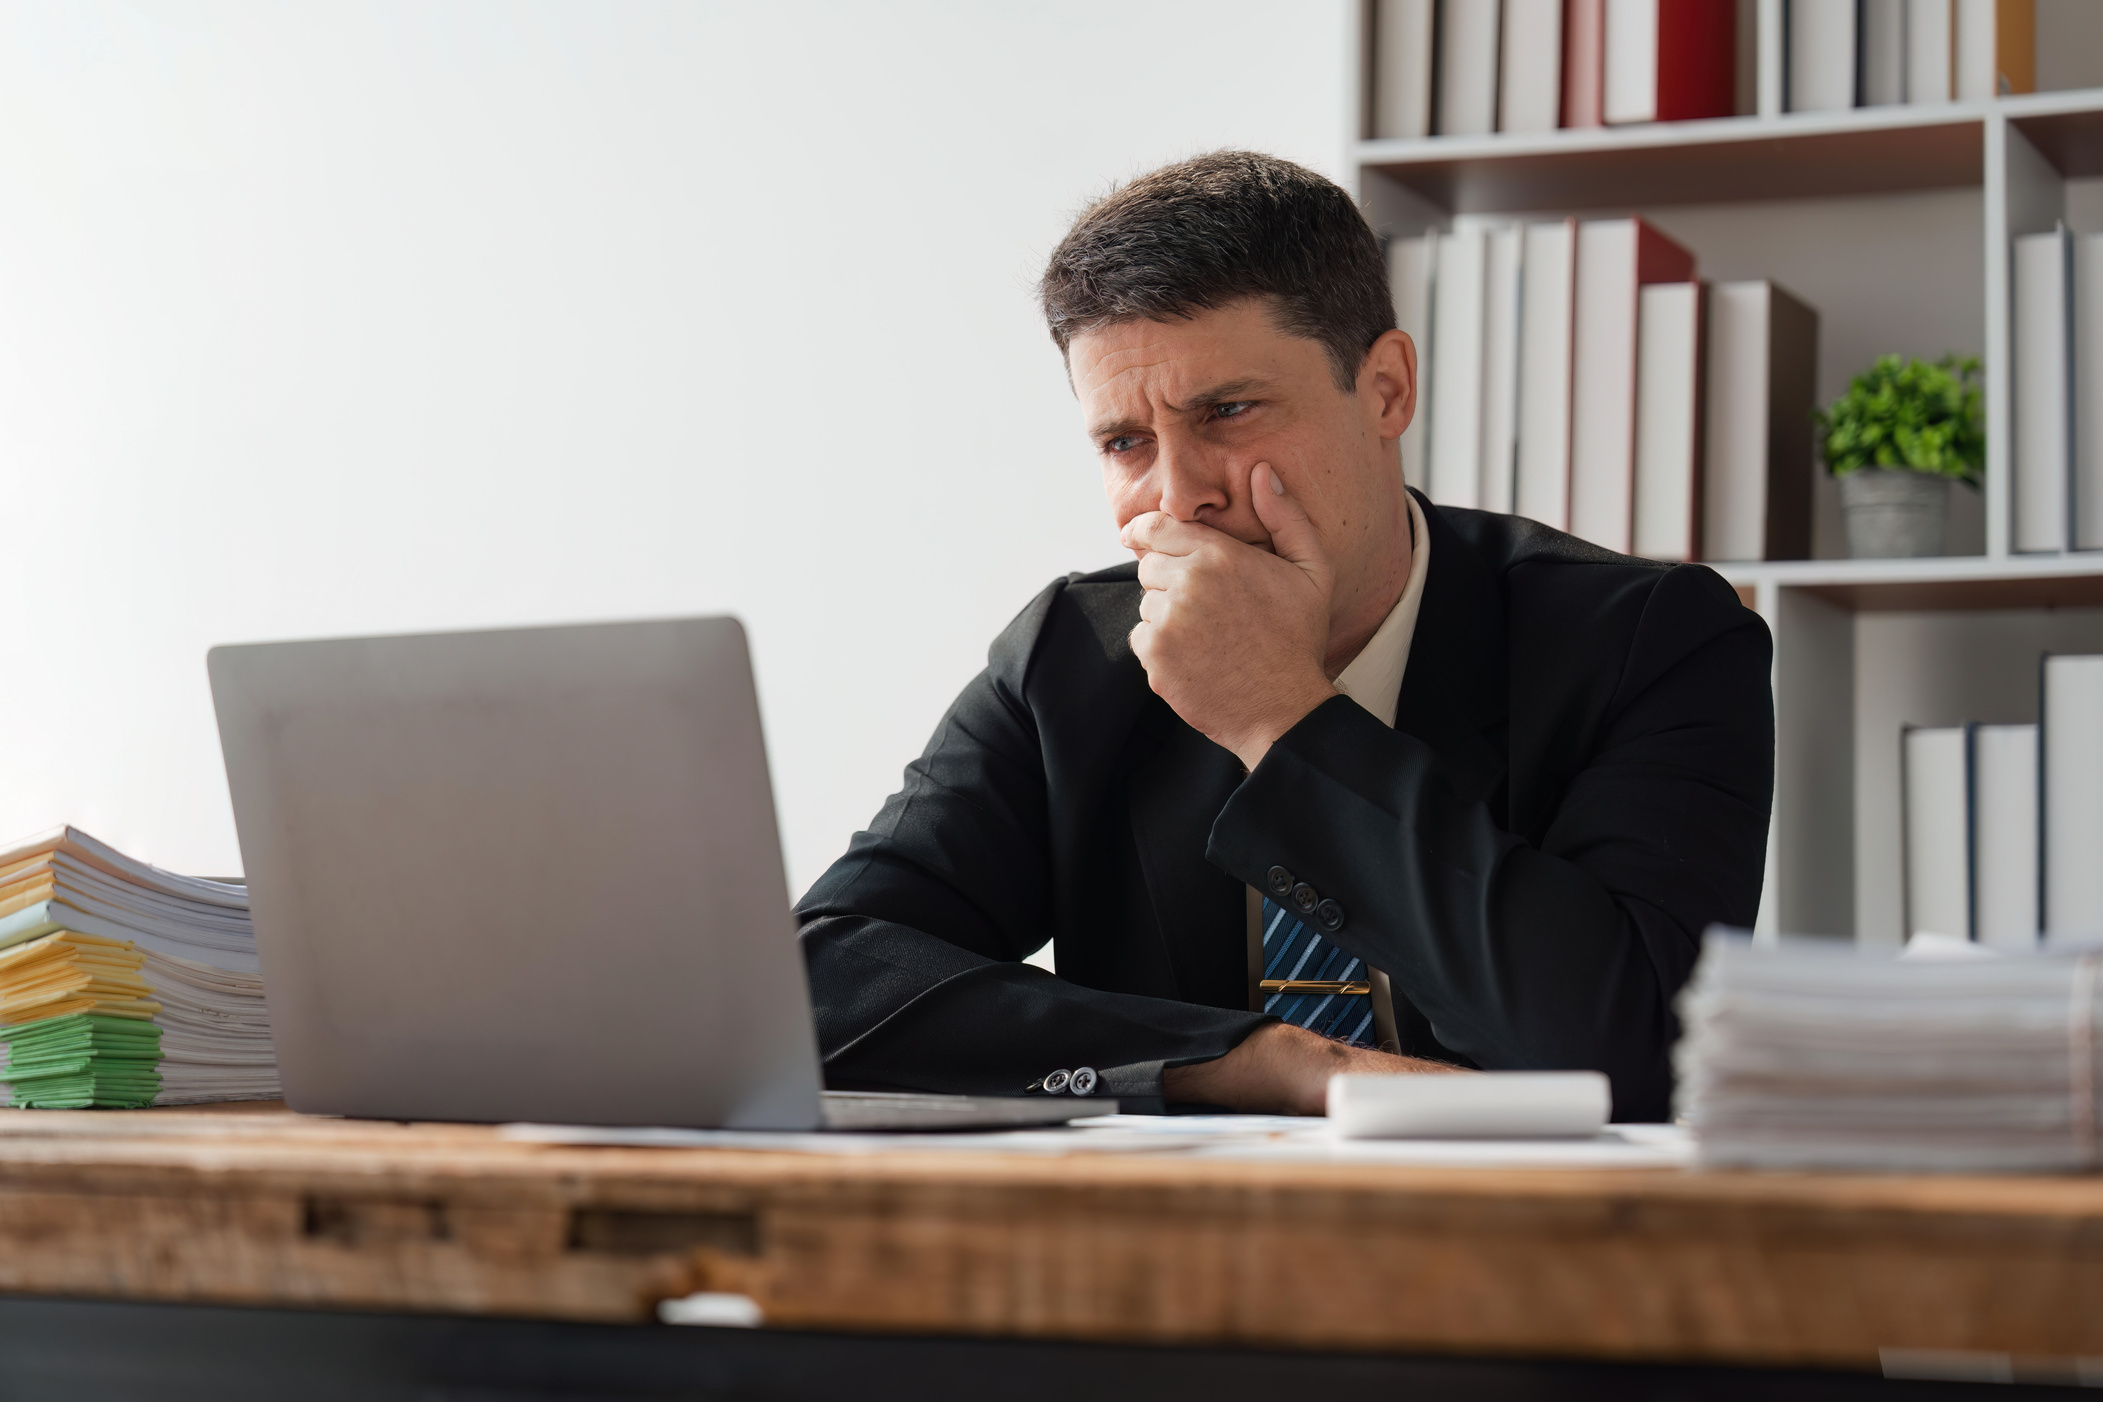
[1163,1022,1464,1115]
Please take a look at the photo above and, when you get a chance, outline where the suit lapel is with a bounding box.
[1393,491,1510,810]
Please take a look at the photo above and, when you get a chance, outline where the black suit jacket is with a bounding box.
[795,494,1774,1121]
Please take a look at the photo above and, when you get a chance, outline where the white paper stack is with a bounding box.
[0,827,278,1106]
[1677,931,2103,1172]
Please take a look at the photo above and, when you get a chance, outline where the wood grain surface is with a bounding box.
[0,1106,2098,1370]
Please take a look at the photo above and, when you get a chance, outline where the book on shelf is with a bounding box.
[1955,0,2034,100]
[1371,0,1436,139]
[1901,724,1972,942]
[1516,218,1579,528]
[1700,280,1817,562]
[0,827,278,1109]
[1900,721,2040,949]
[1863,0,1907,105]
[1499,0,1565,133]
[1562,0,1608,126]
[2043,654,2103,939]
[2075,234,2103,551]
[1428,227,1488,507]
[1786,0,1859,112]
[1604,0,1737,125]
[1570,217,1697,554]
[1438,0,1503,136]
[1480,225,1525,514]
[1905,0,1955,102]
[1631,281,1704,561]
[1972,722,2039,950]
[2013,225,2073,553]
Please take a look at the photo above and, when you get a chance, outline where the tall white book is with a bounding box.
[1632,282,1704,561]
[1428,227,1488,509]
[1701,280,1818,561]
[1863,0,1906,103]
[1953,0,1997,100]
[1515,220,1578,529]
[1499,0,1565,133]
[1971,722,2039,949]
[2043,654,2103,938]
[1372,0,1437,139]
[2074,234,2103,551]
[2013,227,2072,554]
[1389,232,1437,492]
[1787,0,1860,111]
[1903,724,1972,940]
[1905,0,1953,101]
[1569,217,1696,553]
[1479,226,1524,514]
[1438,0,1503,136]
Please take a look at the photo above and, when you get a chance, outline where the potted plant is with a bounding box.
[1817,354,1984,559]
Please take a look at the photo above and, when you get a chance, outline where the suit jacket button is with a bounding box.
[1042,1069,1072,1095]
[1070,1067,1098,1097]
[1266,866,1293,896]
[1316,899,1345,932]
[1292,882,1319,914]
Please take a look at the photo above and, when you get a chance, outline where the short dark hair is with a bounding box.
[1038,151,1394,392]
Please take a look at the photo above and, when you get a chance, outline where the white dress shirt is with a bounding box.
[1331,490,1430,727]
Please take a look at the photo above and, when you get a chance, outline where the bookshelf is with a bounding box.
[1345,11,2103,946]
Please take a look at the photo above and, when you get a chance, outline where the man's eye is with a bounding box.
[1214,401,1254,420]
[1106,435,1142,453]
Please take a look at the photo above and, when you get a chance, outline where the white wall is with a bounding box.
[0,0,1351,892]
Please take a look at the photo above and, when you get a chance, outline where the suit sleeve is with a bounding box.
[1205,565,1773,1121]
[796,581,1266,1103]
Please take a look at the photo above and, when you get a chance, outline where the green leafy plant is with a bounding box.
[1815,354,1984,484]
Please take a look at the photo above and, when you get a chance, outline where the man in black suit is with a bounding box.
[795,151,1772,1121]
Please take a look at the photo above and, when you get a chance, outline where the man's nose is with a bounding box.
[1155,433,1231,523]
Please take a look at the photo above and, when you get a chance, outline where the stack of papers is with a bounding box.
[0,828,279,1107]
[1676,931,2103,1172]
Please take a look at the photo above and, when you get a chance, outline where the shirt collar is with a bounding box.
[1331,491,1429,731]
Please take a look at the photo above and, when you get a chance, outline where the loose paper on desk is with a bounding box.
[1327,1070,1611,1139]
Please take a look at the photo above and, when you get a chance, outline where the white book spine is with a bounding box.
[1702,281,1770,562]
[1498,0,1565,133]
[1429,228,1488,509]
[2013,228,2072,554]
[1570,219,1640,553]
[1603,0,1659,124]
[1389,233,1438,492]
[2075,234,2103,550]
[2043,655,2103,937]
[1516,220,1578,529]
[1862,0,1906,104]
[1757,0,1786,115]
[1904,0,1953,101]
[1437,0,1503,137]
[1479,226,1524,515]
[1633,282,1703,561]
[1953,0,1996,100]
[1373,0,1437,138]
[1971,722,2039,949]
[1787,0,1861,112]
[1903,724,1973,941]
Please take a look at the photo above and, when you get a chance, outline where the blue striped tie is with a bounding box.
[1259,897,1377,1046]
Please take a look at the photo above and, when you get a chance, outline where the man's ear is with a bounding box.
[1359,329,1416,441]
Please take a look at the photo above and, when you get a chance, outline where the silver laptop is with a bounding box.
[207,616,1111,1131]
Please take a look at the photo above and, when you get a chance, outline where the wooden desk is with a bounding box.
[0,1105,2097,1381]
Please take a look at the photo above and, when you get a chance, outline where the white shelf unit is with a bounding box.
[1346,17,2103,944]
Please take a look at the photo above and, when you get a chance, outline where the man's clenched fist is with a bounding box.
[1121,462,1341,770]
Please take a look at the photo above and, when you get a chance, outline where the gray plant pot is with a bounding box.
[1838,468,1951,559]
